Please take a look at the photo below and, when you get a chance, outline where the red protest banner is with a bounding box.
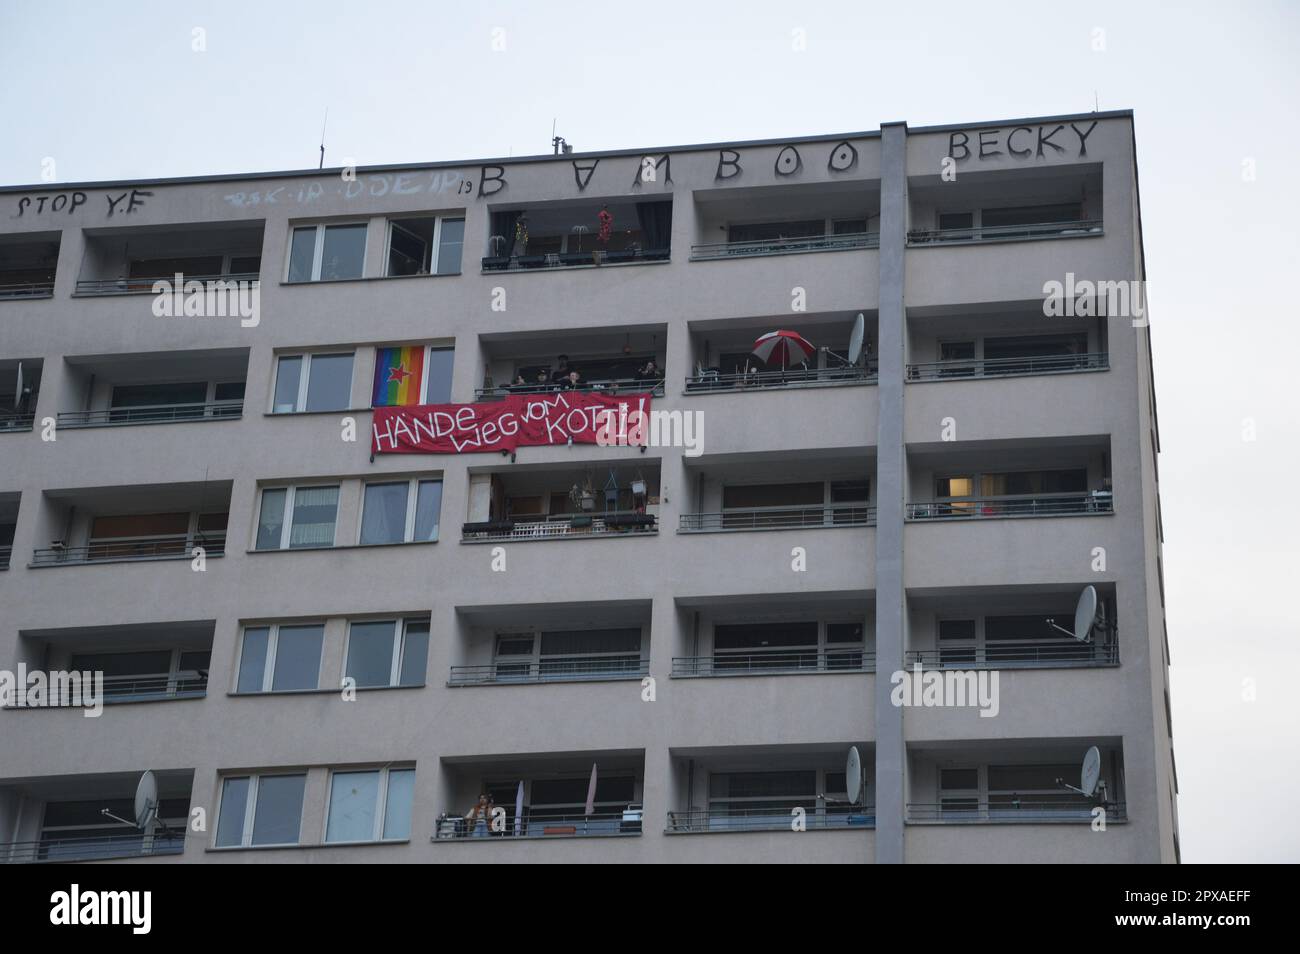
[371,390,653,455]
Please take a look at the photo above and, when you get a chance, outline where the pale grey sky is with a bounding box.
[2,0,1297,863]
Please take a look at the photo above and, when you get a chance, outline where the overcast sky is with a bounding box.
[2,0,1297,863]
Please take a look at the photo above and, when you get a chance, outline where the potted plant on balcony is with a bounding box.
[569,476,596,512]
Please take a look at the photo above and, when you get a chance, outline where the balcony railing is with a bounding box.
[666,806,875,832]
[7,670,209,707]
[907,352,1109,381]
[907,642,1118,668]
[690,231,879,260]
[2,831,186,863]
[673,650,873,676]
[449,656,648,686]
[475,379,665,400]
[57,401,244,428]
[0,545,10,570]
[0,412,36,433]
[685,363,877,392]
[907,219,1103,245]
[73,272,260,295]
[680,503,874,532]
[481,248,669,272]
[462,512,656,543]
[435,809,642,839]
[0,280,55,300]
[907,799,1126,823]
[907,493,1112,520]
[31,533,226,566]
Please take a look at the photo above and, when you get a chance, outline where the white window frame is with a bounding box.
[343,617,429,688]
[271,350,355,414]
[235,622,325,693]
[215,773,307,848]
[322,765,415,844]
[285,222,368,283]
[255,484,339,551]
[383,216,464,277]
[358,478,442,545]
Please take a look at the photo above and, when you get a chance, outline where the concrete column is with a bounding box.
[874,122,909,865]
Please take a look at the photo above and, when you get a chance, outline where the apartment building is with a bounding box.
[0,109,1178,863]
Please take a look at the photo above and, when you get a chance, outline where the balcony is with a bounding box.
[908,219,1102,246]
[481,199,671,272]
[666,806,874,831]
[906,798,1124,823]
[691,180,880,262]
[680,502,874,532]
[673,649,873,677]
[907,352,1107,381]
[0,358,41,433]
[476,324,667,400]
[32,532,225,566]
[74,221,263,295]
[0,232,59,300]
[691,231,878,260]
[906,493,1112,520]
[435,751,645,842]
[0,494,16,569]
[0,770,193,863]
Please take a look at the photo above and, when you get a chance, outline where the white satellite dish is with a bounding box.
[134,770,159,830]
[1080,746,1102,798]
[1048,585,1098,642]
[845,745,863,805]
[14,362,23,410]
[848,313,866,365]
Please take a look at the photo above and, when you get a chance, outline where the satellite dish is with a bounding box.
[848,313,866,365]
[845,746,863,805]
[134,770,159,830]
[13,362,23,410]
[1073,586,1098,642]
[1080,746,1102,798]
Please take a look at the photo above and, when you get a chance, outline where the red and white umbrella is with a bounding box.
[752,329,816,369]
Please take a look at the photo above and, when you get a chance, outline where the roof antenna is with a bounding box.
[319,107,329,169]
[1093,91,1099,112]
[551,117,572,155]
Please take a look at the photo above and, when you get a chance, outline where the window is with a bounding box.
[236,624,324,692]
[256,485,339,550]
[938,618,977,665]
[385,216,465,276]
[344,618,430,688]
[490,628,642,681]
[287,223,367,282]
[937,211,974,232]
[370,347,454,407]
[272,352,354,413]
[939,768,979,813]
[825,622,866,669]
[728,220,824,244]
[713,621,818,671]
[215,774,307,847]
[359,479,442,545]
[68,648,210,699]
[325,767,416,843]
[832,218,868,235]
[709,771,818,818]
[981,204,1082,228]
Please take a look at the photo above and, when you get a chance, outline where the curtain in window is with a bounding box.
[289,486,338,548]
[635,202,672,252]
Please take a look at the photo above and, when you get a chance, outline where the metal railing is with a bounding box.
[462,512,656,542]
[907,799,1126,823]
[907,219,1103,245]
[0,412,36,433]
[482,248,670,272]
[907,493,1113,520]
[8,670,209,707]
[57,401,243,427]
[680,503,874,532]
[475,379,665,400]
[685,363,877,392]
[449,656,648,686]
[436,809,642,839]
[2,831,186,863]
[31,533,226,566]
[907,352,1109,381]
[0,545,10,570]
[690,231,879,260]
[666,806,876,832]
[74,272,260,295]
[673,650,873,676]
[0,280,55,300]
[907,641,1119,668]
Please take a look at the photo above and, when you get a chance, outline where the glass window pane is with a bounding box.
[273,356,303,413]
[215,777,250,847]
[399,621,430,686]
[256,489,287,550]
[271,624,323,690]
[360,483,409,545]
[383,769,416,840]
[304,353,353,412]
[424,349,454,404]
[435,218,464,275]
[326,771,380,843]
[289,486,338,548]
[251,774,306,845]
[237,627,270,692]
[413,481,442,542]
[287,228,317,282]
[346,620,397,688]
[320,224,367,280]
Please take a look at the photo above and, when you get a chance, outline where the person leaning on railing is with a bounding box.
[464,793,495,838]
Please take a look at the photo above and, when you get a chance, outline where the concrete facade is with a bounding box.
[0,109,1178,863]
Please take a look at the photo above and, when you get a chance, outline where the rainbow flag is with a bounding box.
[373,346,425,406]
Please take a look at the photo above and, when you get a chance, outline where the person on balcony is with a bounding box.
[560,370,583,390]
[465,792,495,837]
[550,355,573,385]
[636,359,660,383]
